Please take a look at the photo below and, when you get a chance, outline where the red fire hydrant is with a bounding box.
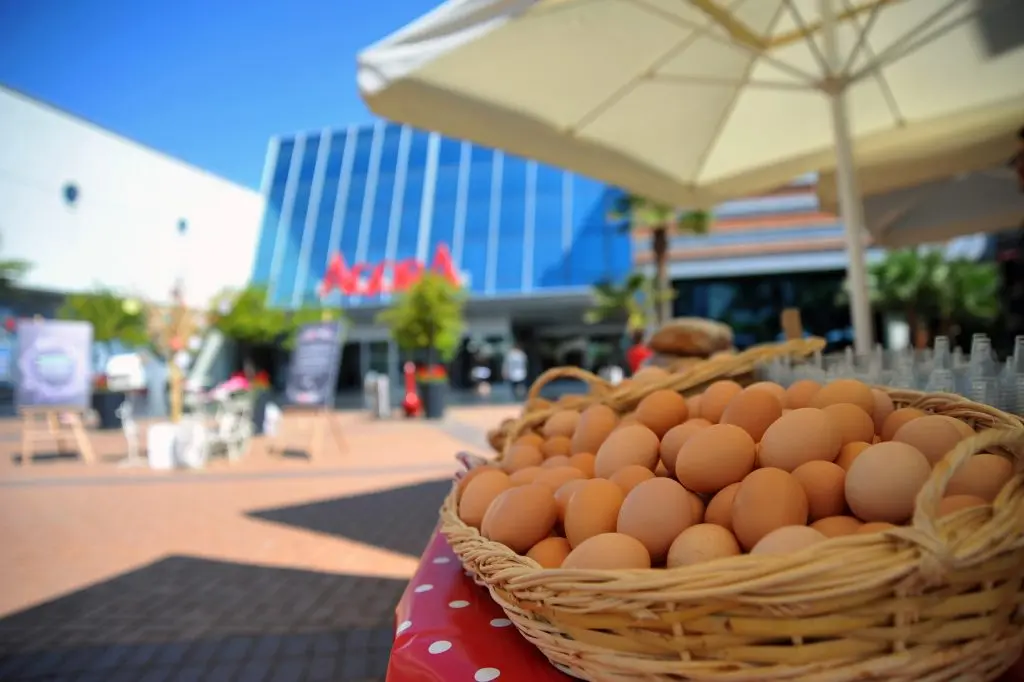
[401,361,422,418]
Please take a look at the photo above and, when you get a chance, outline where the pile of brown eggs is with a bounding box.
[457,371,1014,570]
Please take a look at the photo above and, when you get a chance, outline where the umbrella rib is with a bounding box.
[838,0,905,126]
[635,0,819,84]
[841,0,886,76]
[780,0,830,76]
[848,0,980,82]
[651,74,810,91]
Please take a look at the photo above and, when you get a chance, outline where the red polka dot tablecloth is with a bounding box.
[386,528,572,682]
[387,529,1024,682]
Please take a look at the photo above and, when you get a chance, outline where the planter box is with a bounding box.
[91,391,126,430]
[418,382,447,420]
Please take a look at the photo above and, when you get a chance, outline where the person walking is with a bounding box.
[503,343,528,399]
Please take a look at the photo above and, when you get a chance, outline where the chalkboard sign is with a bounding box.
[284,321,346,408]
[15,319,94,409]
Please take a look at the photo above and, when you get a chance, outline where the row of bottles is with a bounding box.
[759,335,1024,416]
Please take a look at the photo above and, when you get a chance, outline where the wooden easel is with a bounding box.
[18,406,95,466]
[269,405,347,461]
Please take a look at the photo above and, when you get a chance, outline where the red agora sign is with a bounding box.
[319,243,464,297]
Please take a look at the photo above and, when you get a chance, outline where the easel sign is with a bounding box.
[272,320,348,460]
[14,319,96,465]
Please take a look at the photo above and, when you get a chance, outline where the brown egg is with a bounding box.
[870,390,895,435]
[509,466,543,486]
[947,454,1013,501]
[594,424,661,478]
[811,515,863,537]
[705,482,741,531]
[759,408,841,472]
[553,479,587,521]
[633,366,670,384]
[541,455,569,469]
[571,404,619,454]
[526,536,571,568]
[685,488,705,523]
[731,468,809,551]
[542,410,580,438]
[809,379,875,415]
[503,444,544,472]
[834,441,871,471]
[880,407,925,441]
[609,465,656,495]
[567,452,596,478]
[512,432,544,449]
[458,469,513,528]
[720,388,783,442]
[686,395,702,419]
[857,522,897,534]
[562,533,651,570]
[617,478,695,562]
[785,379,822,409]
[540,436,572,459]
[675,424,756,494]
[699,380,744,423]
[845,442,931,523]
[791,460,847,521]
[634,389,690,438]
[457,465,500,495]
[659,419,712,472]
[939,415,976,439]
[481,483,558,552]
[617,412,640,428]
[564,479,625,547]
[751,526,827,555]
[892,415,966,466]
[534,465,586,491]
[822,403,876,446]
[666,524,741,567]
[745,381,787,403]
[938,494,988,517]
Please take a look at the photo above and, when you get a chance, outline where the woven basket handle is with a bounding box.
[912,427,1024,539]
[526,366,611,402]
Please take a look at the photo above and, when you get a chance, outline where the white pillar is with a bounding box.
[821,0,874,355]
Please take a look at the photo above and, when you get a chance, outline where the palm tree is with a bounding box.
[932,259,1000,339]
[584,272,656,335]
[608,194,710,325]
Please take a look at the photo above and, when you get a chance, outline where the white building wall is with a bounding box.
[0,86,264,308]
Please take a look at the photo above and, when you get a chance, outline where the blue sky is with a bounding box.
[0,0,437,189]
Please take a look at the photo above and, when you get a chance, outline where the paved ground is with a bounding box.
[0,406,516,682]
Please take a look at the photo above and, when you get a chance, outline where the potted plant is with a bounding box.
[377,272,465,420]
[91,373,124,430]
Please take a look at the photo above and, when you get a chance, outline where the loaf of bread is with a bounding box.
[648,318,734,357]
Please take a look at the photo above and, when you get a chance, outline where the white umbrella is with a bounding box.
[357,0,1024,353]
[817,120,1024,247]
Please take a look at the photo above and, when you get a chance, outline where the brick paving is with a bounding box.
[0,406,515,682]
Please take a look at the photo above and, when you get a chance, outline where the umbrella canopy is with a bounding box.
[358,0,1024,352]
[817,118,1024,247]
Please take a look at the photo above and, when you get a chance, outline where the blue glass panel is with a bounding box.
[437,137,461,167]
[430,163,459,269]
[532,164,565,289]
[461,145,493,294]
[409,131,431,168]
[337,128,373,267]
[363,127,403,304]
[304,129,349,302]
[272,134,320,307]
[351,126,375,170]
[251,139,294,284]
[495,156,526,292]
[396,167,424,262]
[568,176,615,287]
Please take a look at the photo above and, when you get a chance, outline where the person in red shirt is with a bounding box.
[625,330,653,375]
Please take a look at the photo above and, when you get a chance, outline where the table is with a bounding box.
[387,529,1024,682]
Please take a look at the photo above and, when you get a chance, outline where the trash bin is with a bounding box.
[363,371,379,410]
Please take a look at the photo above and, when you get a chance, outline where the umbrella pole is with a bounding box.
[821,0,874,355]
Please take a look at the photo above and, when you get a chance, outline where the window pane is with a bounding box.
[304,129,349,303]
[363,129,403,304]
[251,139,294,284]
[495,156,526,292]
[271,134,320,307]
[532,164,565,289]
[396,167,423,262]
[461,145,493,294]
[431,163,459,271]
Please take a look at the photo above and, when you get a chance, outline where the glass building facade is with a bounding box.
[252,121,633,309]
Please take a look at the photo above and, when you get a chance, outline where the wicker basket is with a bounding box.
[443,369,1024,681]
[487,338,827,457]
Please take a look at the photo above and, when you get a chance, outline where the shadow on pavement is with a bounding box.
[0,555,404,682]
[248,478,452,559]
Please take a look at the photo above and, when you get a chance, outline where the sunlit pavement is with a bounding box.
[0,405,516,682]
